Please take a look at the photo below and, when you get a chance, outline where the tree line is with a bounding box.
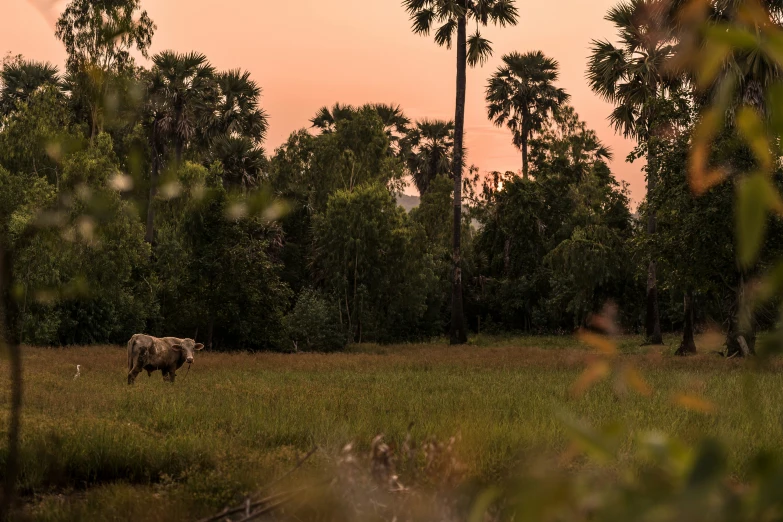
[0,0,780,355]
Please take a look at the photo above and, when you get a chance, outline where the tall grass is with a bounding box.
[2,336,782,520]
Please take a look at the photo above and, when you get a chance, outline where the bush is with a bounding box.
[283,289,346,352]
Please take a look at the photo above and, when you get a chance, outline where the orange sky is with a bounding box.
[0,0,643,205]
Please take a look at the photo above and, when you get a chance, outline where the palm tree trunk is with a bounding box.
[676,288,696,355]
[449,11,468,346]
[521,131,529,179]
[145,152,159,244]
[645,144,663,345]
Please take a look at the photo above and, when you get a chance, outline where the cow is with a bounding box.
[127,334,204,385]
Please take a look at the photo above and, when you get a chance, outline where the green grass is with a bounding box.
[2,335,782,520]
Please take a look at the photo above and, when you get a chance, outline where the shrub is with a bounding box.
[283,289,346,352]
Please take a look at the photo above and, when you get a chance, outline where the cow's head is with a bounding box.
[172,339,205,364]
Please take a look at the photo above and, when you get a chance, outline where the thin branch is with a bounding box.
[198,445,318,522]
[257,445,318,495]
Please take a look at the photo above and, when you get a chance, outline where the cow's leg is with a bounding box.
[161,369,170,382]
[168,368,176,384]
[127,364,142,385]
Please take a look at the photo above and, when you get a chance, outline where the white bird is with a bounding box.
[73,365,81,380]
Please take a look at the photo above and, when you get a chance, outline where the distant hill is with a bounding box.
[397,193,420,212]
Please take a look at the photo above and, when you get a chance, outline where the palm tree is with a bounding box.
[587,0,679,345]
[486,51,569,178]
[402,0,519,345]
[144,51,216,244]
[211,69,269,144]
[367,103,412,153]
[310,103,357,132]
[407,119,455,195]
[0,60,61,116]
[211,135,266,190]
[149,51,217,164]
[709,1,782,113]
[311,102,411,155]
[530,105,613,183]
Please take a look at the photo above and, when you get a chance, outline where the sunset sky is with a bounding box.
[0,0,643,204]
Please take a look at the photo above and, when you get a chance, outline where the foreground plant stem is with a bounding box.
[0,245,21,522]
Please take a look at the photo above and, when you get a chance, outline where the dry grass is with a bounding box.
[2,334,782,521]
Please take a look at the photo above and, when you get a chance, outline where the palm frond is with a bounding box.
[467,31,493,67]
[435,19,458,48]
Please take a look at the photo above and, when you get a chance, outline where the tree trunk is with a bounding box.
[0,244,21,521]
[145,152,159,245]
[676,288,696,355]
[521,131,529,179]
[645,259,662,344]
[645,145,663,345]
[449,11,468,346]
[175,137,184,166]
[726,272,755,357]
[206,316,215,350]
[90,106,98,143]
[504,238,511,276]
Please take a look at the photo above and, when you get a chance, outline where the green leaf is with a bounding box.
[686,438,726,488]
[757,329,783,358]
[754,261,783,304]
[468,487,502,522]
[736,106,773,171]
[697,42,732,89]
[736,172,770,268]
[704,24,758,50]
[558,412,622,462]
[768,82,783,145]
[762,29,783,70]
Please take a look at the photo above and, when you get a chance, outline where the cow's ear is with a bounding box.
[171,344,183,352]
[194,343,205,351]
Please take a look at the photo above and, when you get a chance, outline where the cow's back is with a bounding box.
[128,334,167,367]
[161,337,190,349]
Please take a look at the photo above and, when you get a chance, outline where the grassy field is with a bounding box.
[2,334,783,521]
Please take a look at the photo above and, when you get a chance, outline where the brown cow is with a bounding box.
[127,334,204,385]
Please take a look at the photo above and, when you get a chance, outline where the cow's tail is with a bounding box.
[127,335,136,372]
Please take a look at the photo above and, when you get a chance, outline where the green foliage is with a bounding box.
[311,102,411,157]
[314,182,438,342]
[13,134,155,345]
[152,164,290,350]
[402,0,520,67]
[587,0,681,141]
[410,175,453,251]
[406,120,455,195]
[546,225,631,326]
[55,0,156,75]
[147,51,217,161]
[0,59,62,117]
[271,108,404,212]
[56,0,155,140]
[0,86,81,186]
[471,108,634,331]
[283,289,347,352]
[486,50,569,174]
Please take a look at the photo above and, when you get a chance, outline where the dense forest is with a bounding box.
[0,0,780,356]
